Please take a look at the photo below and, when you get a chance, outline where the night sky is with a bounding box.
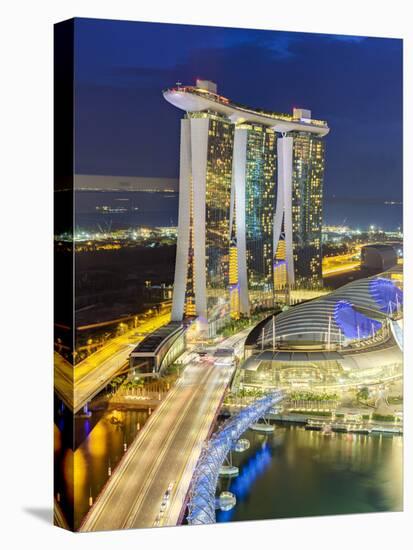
[74,17,402,202]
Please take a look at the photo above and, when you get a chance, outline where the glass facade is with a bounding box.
[242,359,344,389]
[185,111,234,336]
[243,123,276,309]
[185,169,196,317]
[205,114,234,334]
[274,241,287,291]
[229,243,240,318]
[291,133,325,285]
[168,83,328,334]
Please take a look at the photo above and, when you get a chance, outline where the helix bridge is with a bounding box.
[186,390,284,525]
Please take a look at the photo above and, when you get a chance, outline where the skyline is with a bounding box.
[74,18,402,201]
[166,79,327,335]
[54,18,404,532]
[72,185,403,231]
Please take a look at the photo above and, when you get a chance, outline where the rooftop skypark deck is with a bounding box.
[163,84,329,136]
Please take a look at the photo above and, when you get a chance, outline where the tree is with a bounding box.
[357,386,369,402]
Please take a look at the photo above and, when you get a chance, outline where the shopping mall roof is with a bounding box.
[259,276,403,346]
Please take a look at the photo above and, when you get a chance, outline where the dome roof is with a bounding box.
[260,277,402,346]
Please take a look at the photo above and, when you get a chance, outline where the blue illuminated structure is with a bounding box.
[333,300,381,339]
[369,278,403,314]
[187,390,283,525]
[217,441,272,522]
[258,275,403,347]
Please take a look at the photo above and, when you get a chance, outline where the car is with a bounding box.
[164,482,175,500]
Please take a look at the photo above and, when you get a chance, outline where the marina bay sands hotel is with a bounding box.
[163,79,330,337]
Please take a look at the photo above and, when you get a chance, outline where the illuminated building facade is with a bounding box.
[274,240,287,290]
[170,105,234,337]
[273,112,326,290]
[241,276,403,390]
[164,80,329,336]
[229,241,240,319]
[291,130,325,285]
[233,123,276,315]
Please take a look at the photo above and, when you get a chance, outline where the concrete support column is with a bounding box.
[171,119,191,321]
[190,117,210,332]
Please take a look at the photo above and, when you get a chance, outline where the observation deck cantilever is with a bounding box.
[163,86,330,136]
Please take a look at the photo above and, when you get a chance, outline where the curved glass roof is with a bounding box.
[260,277,402,346]
[334,300,381,340]
[369,277,403,314]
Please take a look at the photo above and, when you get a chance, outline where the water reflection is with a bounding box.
[55,405,149,530]
[218,440,273,522]
[55,410,402,529]
[217,424,402,523]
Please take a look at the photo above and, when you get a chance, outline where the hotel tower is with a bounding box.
[164,80,329,337]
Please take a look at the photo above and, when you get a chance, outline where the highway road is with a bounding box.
[54,352,75,409]
[80,360,234,531]
[80,329,249,532]
[54,311,171,413]
[323,251,361,277]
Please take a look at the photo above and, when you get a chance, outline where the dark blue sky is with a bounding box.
[74,17,402,201]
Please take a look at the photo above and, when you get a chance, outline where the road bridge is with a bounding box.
[79,330,249,531]
[54,312,171,413]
